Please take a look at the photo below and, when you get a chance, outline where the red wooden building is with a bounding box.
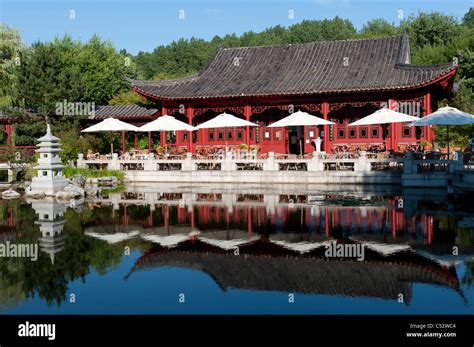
[130,34,456,154]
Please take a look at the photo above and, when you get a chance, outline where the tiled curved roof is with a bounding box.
[88,105,158,120]
[130,35,456,101]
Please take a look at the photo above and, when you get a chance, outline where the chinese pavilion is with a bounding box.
[130,34,457,154]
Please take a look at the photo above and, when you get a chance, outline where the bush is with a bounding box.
[62,166,125,180]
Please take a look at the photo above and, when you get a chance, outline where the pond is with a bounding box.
[0,183,473,314]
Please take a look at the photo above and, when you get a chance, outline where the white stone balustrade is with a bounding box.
[77,151,403,173]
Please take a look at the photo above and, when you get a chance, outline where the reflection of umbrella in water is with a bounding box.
[141,233,190,248]
[84,228,140,244]
[198,229,259,250]
[270,232,333,254]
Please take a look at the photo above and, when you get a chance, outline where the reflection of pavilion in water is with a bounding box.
[84,188,473,303]
[30,199,69,264]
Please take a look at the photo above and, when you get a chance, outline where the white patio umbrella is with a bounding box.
[195,112,258,156]
[267,110,334,155]
[81,117,139,154]
[348,108,419,151]
[139,115,196,132]
[409,106,474,156]
[267,110,334,127]
[139,115,197,153]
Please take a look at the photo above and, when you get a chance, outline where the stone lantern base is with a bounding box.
[30,176,69,196]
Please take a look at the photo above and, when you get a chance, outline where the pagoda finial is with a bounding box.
[46,123,52,135]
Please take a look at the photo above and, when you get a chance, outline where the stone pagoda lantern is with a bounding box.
[29,124,68,196]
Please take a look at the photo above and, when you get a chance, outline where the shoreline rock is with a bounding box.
[1,189,21,199]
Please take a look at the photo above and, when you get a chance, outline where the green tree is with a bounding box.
[16,34,138,145]
[108,91,148,105]
[76,35,137,105]
[18,36,83,117]
[360,19,399,37]
[401,12,460,49]
[0,24,26,108]
[462,7,474,28]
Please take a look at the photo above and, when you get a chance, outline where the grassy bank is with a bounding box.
[62,167,125,180]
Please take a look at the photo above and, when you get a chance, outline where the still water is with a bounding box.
[0,183,473,314]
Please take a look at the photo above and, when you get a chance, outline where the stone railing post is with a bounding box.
[356,151,369,172]
[182,152,193,171]
[264,152,276,171]
[77,153,86,168]
[309,151,323,171]
[222,155,234,171]
[144,153,155,171]
[109,153,119,170]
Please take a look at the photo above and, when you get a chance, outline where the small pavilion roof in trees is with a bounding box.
[130,34,456,100]
[88,105,159,121]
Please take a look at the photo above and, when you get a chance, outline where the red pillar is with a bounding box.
[244,105,251,149]
[324,208,330,238]
[124,205,129,225]
[186,105,194,153]
[424,93,433,144]
[6,124,13,146]
[303,125,307,154]
[191,208,195,229]
[161,104,167,148]
[247,207,252,234]
[322,102,330,153]
[427,216,433,245]
[148,207,153,227]
[391,208,397,239]
[148,132,152,153]
[388,99,398,151]
[134,134,138,150]
[164,205,169,231]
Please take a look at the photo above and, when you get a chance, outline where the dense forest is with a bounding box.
[0,9,473,158]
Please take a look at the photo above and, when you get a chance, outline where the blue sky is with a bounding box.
[1,0,472,54]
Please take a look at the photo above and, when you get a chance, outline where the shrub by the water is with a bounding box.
[62,167,125,181]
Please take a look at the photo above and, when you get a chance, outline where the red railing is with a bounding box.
[0,146,37,163]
